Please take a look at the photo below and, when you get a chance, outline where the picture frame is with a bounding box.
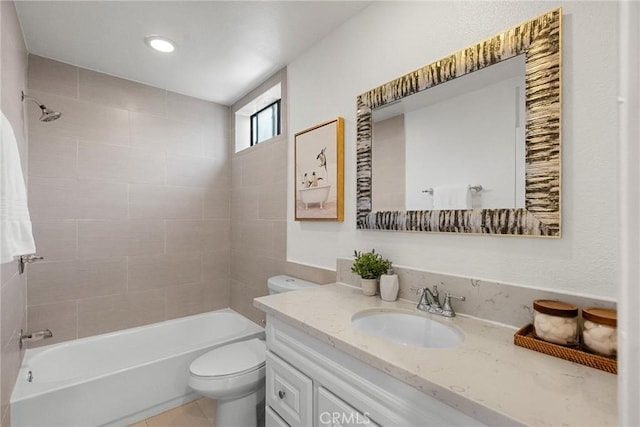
[294,117,344,221]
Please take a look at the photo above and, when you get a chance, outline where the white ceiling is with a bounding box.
[15,1,371,105]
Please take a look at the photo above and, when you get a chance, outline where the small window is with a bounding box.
[234,82,281,153]
[250,100,280,146]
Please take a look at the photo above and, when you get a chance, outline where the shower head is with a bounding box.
[21,91,62,122]
[39,108,62,122]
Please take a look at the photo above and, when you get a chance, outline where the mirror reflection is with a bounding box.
[372,55,526,212]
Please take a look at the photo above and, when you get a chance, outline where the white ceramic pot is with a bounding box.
[361,278,378,296]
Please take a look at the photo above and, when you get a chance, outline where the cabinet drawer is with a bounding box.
[317,387,380,427]
[266,350,313,427]
[266,406,290,427]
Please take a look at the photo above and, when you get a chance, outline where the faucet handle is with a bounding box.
[442,293,466,317]
[410,287,425,295]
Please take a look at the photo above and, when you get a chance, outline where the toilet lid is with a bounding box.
[190,338,266,378]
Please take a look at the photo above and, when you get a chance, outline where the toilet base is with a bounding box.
[215,391,264,427]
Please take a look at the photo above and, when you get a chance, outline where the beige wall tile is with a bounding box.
[130,112,203,157]
[28,132,77,179]
[128,253,201,291]
[77,290,165,338]
[202,117,229,160]
[78,143,165,185]
[1,261,18,286]
[126,147,166,185]
[27,55,78,99]
[167,91,224,123]
[27,259,127,305]
[230,252,285,293]
[78,220,164,259]
[203,189,230,219]
[229,280,266,326]
[28,177,78,220]
[130,185,204,220]
[272,221,287,260]
[231,157,242,190]
[166,220,230,254]
[202,249,231,282]
[1,331,24,422]
[76,180,128,219]
[31,221,77,261]
[26,301,77,347]
[166,280,229,320]
[25,59,233,342]
[27,90,130,146]
[239,149,270,187]
[79,69,166,116]
[78,142,128,181]
[2,3,29,418]
[231,187,258,221]
[165,186,204,219]
[1,273,26,350]
[235,221,273,258]
[166,155,224,188]
[258,184,287,220]
[28,178,128,220]
[128,184,166,219]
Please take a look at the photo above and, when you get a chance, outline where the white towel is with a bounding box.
[432,184,472,210]
[1,110,36,264]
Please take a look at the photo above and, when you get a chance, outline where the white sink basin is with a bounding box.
[351,310,463,348]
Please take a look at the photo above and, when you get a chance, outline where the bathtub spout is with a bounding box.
[20,329,53,348]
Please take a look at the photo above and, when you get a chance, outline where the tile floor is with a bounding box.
[129,398,216,427]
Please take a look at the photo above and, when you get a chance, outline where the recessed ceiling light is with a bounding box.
[144,36,175,53]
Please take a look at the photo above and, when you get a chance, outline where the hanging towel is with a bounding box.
[432,184,472,210]
[1,110,36,264]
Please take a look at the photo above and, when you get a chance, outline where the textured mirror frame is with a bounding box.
[356,8,561,237]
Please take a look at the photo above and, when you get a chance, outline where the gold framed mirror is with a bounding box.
[356,8,561,237]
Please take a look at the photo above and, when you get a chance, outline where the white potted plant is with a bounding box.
[351,250,392,296]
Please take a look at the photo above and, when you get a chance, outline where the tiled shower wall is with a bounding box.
[25,55,231,346]
[1,2,29,424]
[229,69,335,325]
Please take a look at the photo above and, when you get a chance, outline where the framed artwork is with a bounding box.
[294,117,344,221]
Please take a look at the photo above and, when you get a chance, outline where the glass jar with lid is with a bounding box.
[582,307,617,357]
[532,299,579,346]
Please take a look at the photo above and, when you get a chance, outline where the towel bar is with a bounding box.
[422,185,483,195]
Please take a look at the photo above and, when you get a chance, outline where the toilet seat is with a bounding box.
[190,338,266,379]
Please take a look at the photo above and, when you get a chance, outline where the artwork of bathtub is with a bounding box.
[299,184,331,209]
[11,308,264,427]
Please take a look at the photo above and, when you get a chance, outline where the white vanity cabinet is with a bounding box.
[265,315,485,427]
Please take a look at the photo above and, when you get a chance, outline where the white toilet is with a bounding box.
[188,275,319,427]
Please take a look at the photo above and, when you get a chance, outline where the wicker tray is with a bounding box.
[514,324,617,374]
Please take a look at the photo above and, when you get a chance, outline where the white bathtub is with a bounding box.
[11,308,264,427]
[299,184,331,209]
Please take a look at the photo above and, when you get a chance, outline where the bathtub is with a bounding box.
[11,308,264,427]
[299,184,331,209]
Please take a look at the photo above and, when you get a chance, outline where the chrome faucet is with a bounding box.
[411,285,465,317]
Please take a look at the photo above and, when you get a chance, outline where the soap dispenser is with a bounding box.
[380,267,399,302]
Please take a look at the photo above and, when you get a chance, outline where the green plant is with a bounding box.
[351,249,392,280]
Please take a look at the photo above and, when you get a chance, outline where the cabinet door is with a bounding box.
[266,351,313,427]
[266,406,290,427]
[317,387,380,427]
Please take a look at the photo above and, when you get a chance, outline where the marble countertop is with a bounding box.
[254,283,617,426]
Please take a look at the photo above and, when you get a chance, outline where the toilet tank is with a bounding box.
[267,275,320,295]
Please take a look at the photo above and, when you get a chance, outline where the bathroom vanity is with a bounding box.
[254,283,617,426]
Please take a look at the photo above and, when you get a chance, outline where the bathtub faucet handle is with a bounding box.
[20,328,53,348]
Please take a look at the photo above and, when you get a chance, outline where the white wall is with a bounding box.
[404,75,524,210]
[287,1,619,298]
